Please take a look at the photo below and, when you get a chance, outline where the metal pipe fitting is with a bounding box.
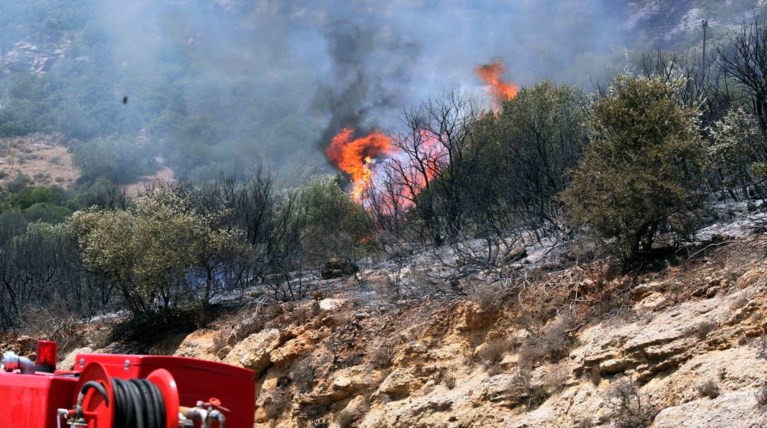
[2,351,35,374]
[209,409,226,428]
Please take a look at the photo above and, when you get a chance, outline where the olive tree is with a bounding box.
[299,175,372,263]
[492,81,589,238]
[69,189,245,319]
[709,107,767,198]
[560,75,707,259]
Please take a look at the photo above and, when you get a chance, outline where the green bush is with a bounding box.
[14,186,66,209]
[23,202,70,224]
[560,75,707,259]
[299,175,373,262]
[72,137,157,185]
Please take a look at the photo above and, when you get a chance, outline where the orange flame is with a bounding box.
[475,60,519,107]
[363,129,446,216]
[326,128,395,201]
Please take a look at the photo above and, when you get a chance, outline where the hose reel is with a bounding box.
[57,362,225,428]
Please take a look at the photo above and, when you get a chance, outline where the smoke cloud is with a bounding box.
[5,0,637,183]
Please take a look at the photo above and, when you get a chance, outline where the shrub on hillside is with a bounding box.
[561,75,707,260]
[299,175,373,263]
[519,314,577,364]
[605,378,658,428]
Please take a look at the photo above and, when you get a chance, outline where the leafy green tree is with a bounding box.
[0,73,55,137]
[0,209,28,243]
[560,75,707,259]
[5,172,30,194]
[709,107,767,197]
[68,189,245,319]
[300,175,372,262]
[23,202,70,224]
[14,186,66,209]
[491,82,589,234]
[72,137,157,186]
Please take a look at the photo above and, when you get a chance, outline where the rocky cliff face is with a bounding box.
[78,216,766,428]
[2,41,64,75]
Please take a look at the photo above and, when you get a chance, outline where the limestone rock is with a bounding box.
[319,298,347,311]
[338,395,369,422]
[653,391,766,428]
[377,369,416,399]
[60,347,93,371]
[173,329,218,361]
[270,337,311,367]
[299,367,372,406]
[480,374,527,407]
[224,328,281,376]
[333,367,372,392]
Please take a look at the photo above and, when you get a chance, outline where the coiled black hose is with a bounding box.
[111,378,166,428]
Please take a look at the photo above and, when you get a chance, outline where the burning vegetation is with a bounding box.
[326,60,520,209]
[325,128,394,202]
[474,60,520,108]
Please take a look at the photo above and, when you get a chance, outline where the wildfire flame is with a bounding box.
[326,59,518,210]
[475,60,519,107]
[325,128,395,202]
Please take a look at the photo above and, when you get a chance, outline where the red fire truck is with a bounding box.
[0,340,255,427]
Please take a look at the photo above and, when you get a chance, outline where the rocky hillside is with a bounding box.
[47,204,767,427]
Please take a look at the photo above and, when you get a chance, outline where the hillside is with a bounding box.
[0,134,79,188]
[2,2,767,427]
[35,204,767,428]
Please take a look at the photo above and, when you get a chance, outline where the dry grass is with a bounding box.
[589,365,602,386]
[695,321,717,341]
[468,284,503,317]
[17,299,97,356]
[478,338,512,371]
[0,135,80,188]
[444,371,456,389]
[123,163,175,197]
[605,378,658,428]
[210,333,228,355]
[543,363,569,394]
[519,315,577,364]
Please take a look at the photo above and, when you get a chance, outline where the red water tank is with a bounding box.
[0,371,78,428]
[72,354,256,428]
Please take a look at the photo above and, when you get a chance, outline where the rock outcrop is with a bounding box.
[161,237,767,427]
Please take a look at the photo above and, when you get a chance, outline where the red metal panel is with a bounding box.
[74,354,256,428]
[0,371,78,428]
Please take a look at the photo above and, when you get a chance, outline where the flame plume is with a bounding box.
[325,128,395,202]
[326,60,517,208]
[475,60,519,107]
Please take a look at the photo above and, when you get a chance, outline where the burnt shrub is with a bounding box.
[292,357,315,393]
[696,378,720,399]
[605,378,658,428]
[519,315,577,364]
[478,338,513,372]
